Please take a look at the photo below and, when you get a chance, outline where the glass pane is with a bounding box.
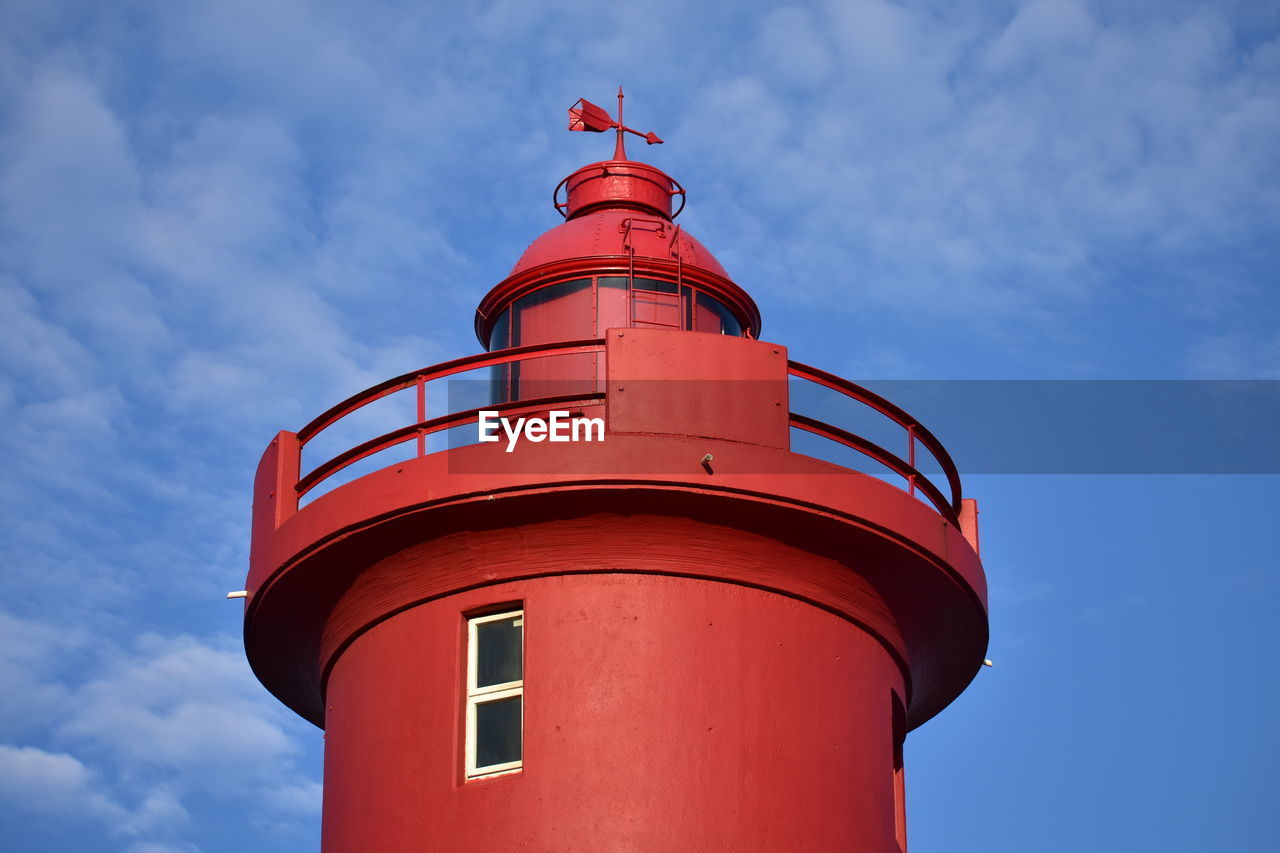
[695,292,742,336]
[633,290,680,328]
[598,277,629,333]
[477,616,522,687]
[512,279,592,345]
[476,695,522,768]
[634,277,678,294]
[488,307,510,351]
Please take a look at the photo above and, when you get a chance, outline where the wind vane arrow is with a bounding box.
[568,99,613,133]
[567,86,663,160]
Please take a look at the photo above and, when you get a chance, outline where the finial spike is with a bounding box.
[614,86,627,161]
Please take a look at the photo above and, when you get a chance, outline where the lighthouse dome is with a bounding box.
[508,160,730,282]
[476,156,758,348]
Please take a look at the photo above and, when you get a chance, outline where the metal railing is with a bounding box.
[289,339,962,524]
[295,338,607,499]
[786,361,962,523]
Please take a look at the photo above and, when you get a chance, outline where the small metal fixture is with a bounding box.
[982,659,994,667]
[227,590,248,599]
[700,453,714,473]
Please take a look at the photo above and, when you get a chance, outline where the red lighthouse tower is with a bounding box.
[242,92,989,852]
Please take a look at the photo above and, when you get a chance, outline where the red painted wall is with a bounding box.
[322,573,906,853]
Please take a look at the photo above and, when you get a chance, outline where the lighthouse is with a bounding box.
[241,91,989,852]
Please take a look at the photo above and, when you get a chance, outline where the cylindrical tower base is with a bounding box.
[322,572,906,853]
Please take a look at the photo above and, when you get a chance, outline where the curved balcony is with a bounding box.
[244,328,984,730]
[265,334,963,526]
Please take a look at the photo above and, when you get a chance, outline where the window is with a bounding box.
[466,610,524,778]
[512,279,593,345]
[630,277,681,329]
[694,291,742,336]
[488,307,511,351]
[490,276,748,352]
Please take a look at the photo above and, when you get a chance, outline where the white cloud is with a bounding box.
[60,635,300,783]
[668,0,1280,349]
[757,7,834,89]
[981,0,1096,73]
[1186,334,1280,378]
[126,843,202,853]
[0,744,124,821]
[117,787,191,838]
[0,742,198,841]
[0,67,142,271]
[0,275,95,397]
[0,616,319,848]
[261,780,323,816]
[0,613,87,738]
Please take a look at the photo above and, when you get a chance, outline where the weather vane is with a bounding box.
[568,86,663,161]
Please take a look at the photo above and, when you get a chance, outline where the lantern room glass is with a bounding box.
[488,276,747,350]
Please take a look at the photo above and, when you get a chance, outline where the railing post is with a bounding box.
[416,375,426,457]
[247,430,300,596]
[266,431,300,526]
[959,498,981,556]
[907,424,917,497]
[250,430,300,587]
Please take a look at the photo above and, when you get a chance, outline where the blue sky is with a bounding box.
[0,1,1276,851]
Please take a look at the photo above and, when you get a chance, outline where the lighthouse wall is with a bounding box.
[321,572,906,853]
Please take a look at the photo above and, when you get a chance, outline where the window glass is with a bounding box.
[475,695,523,768]
[694,291,743,336]
[488,307,511,351]
[598,276,628,334]
[594,276,745,336]
[512,278,592,346]
[476,616,523,687]
[633,277,678,294]
[633,278,681,329]
[633,292,681,328]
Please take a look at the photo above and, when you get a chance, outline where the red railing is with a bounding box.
[786,361,962,523]
[295,338,607,498]
[289,339,962,524]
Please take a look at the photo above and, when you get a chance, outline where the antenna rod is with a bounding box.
[613,85,627,161]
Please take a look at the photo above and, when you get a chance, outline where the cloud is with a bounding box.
[59,634,301,785]
[670,0,1280,354]
[0,613,88,738]
[126,844,202,853]
[0,276,95,396]
[0,744,125,821]
[261,780,323,816]
[0,66,142,275]
[1186,334,1280,378]
[756,7,834,89]
[981,0,1096,73]
[117,788,191,838]
[0,743,201,844]
[0,617,319,848]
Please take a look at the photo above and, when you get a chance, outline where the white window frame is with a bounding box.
[465,609,524,779]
